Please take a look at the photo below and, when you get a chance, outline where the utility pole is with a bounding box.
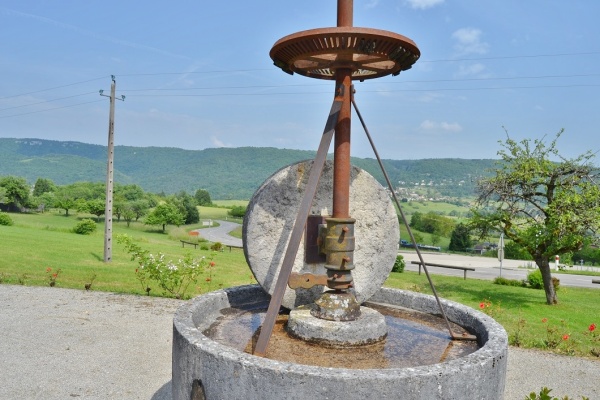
[100,76,125,262]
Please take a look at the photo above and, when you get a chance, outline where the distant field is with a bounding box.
[212,200,249,207]
[400,200,471,218]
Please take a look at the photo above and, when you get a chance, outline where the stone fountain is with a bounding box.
[172,1,507,399]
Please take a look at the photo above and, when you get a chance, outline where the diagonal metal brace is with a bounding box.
[352,94,476,342]
[253,99,343,357]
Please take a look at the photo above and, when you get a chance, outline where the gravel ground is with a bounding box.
[0,285,598,400]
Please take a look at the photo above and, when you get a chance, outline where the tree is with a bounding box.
[228,205,246,218]
[0,176,30,211]
[85,199,106,222]
[131,199,150,221]
[448,223,472,252]
[172,192,199,224]
[113,196,126,222]
[33,178,56,197]
[54,193,76,216]
[410,211,455,237]
[122,203,136,227]
[54,183,97,216]
[194,189,212,206]
[116,184,145,201]
[409,212,423,230]
[33,191,56,213]
[145,203,185,233]
[471,130,600,304]
[503,240,532,261]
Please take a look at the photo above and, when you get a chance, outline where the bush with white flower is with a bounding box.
[117,234,214,299]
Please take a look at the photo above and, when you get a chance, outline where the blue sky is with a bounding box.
[1,0,599,161]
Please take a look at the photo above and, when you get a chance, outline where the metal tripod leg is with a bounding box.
[253,99,343,357]
[351,95,476,341]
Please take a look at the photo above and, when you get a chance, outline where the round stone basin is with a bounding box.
[172,285,508,400]
[204,302,479,369]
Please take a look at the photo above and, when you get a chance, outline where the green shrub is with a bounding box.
[392,255,405,273]
[527,269,544,289]
[210,242,223,251]
[0,212,13,226]
[524,386,589,400]
[526,269,560,290]
[494,276,526,287]
[73,218,97,235]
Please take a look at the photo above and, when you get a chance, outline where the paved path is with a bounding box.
[194,222,600,289]
[400,251,600,289]
[195,220,242,248]
[1,285,598,400]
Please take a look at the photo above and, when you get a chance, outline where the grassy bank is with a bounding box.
[385,272,600,358]
[1,211,252,296]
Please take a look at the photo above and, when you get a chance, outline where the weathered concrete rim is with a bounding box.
[172,284,508,399]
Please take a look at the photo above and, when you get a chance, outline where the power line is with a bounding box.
[4,50,600,100]
[3,72,596,113]
[0,99,105,119]
[118,73,600,93]
[2,82,597,118]
[420,51,600,63]
[122,83,600,98]
[0,92,97,112]
[0,76,108,100]
[116,68,272,77]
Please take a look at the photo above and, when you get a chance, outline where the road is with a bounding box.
[194,222,599,289]
[195,220,243,248]
[400,251,600,289]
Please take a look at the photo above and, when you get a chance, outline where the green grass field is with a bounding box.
[1,210,253,295]
[1,209,599,358]
[385,272,600,357]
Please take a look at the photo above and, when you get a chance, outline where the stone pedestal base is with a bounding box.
[288,306,387,347]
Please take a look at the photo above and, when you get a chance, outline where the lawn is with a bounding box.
[385,271,600,358]
[1,209,599,358]
[1,210,252,296]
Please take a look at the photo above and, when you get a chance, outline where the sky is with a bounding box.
[1,0,599,161]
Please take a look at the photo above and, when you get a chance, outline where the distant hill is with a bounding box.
[0,138,497,199]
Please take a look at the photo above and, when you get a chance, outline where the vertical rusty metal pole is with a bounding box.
[332,71,352,218]
[332,0,353,219]
[310,0,360,322]
[337,0,353,27]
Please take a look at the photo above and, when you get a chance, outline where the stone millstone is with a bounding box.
[243,160,399,309]
[287,306,388,347]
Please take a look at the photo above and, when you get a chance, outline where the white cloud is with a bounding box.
[405,0,444,10]
[419,120,462,132]
[364,0,380,9]
[452,28,489,55]
[211,136,230,147]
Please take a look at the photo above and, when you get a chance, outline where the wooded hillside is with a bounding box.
[0,138,497,199]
